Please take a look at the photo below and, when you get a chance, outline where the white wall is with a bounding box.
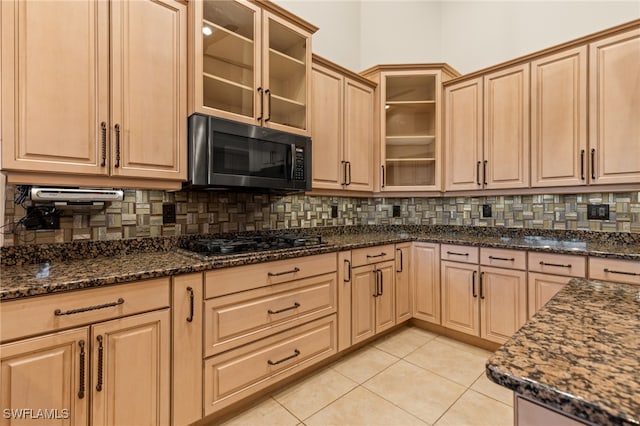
[274,0,640,73]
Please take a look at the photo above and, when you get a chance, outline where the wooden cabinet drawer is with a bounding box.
[481,248,527,270]
[205,253,336,298]
[1,278,170,343]
[589,257,640,285]
[351,244,395,267]
[203,315,337,415]
[528,252,586,277]
[205,273,337,356]
[441,244,479,264]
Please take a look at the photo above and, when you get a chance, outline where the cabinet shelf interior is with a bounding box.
[386,74,436,102]
[269,19,306,63]
[203,73,253,117]
[386,135,435,145]
[202,1,254,40]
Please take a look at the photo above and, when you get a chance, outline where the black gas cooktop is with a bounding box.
[180,233,324,257]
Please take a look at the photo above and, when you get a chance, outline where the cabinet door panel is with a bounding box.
[480,267,527,344]
[412,243,440,324]
[0,328,89,426]
[395,244,412,323]
[351,265,376,345]
[484,64,530,189]
[344,79,375,191]
[527,272,569,319]
[589,29,640,184]
[111,0,186,180]
[1,0,108,174]
[337,251,353,352]
[444,78,483,191]
[311,63,344,189]
[441,261,479,336]
[375,261,396,333]
[91,310,170,426]
[531,46,588,187]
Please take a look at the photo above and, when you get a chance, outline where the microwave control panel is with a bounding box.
[294,147,305,180]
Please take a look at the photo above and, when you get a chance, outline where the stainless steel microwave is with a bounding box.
[186,114,311,192]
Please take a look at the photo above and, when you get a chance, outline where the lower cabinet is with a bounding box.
[441,246,527,344]
[516,394,589,426]
[0,303,170,426]
[395,243,412,323]
[412,242,441,324]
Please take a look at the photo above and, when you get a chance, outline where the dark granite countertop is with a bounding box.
[486,278,640,426]
[2,226,639,301]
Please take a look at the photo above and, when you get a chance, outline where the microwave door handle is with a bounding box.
[290,144,296,180]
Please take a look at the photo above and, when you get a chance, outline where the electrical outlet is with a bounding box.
[482,204,492,218]
[163,203,176,224]
[587,204,609,220]
[24,206,60,230]
[331,205,338,218]
[392,205,401,217]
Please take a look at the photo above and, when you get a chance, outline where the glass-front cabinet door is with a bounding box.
[381,71,441,190]
[193,0,314,136]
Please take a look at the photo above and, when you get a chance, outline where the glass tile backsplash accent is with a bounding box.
[3,186,639,245]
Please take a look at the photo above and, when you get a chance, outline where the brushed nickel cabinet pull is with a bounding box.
[54,298,125,316]
[479,272,485,299]
[488,256,515,262]
[603,268,640,277]
[114,124,121,168]
[396,248,403,273]
[268,302,300,315]
[268,349,300,365]
[186,287,194,323]
[472,271,477,298]
[346,161,352,185]
[366,252,386,259]
[78,340,86,399]
[378,270,384,296]
[268,267,300,277]
[446,251,469,257]
[96,335,104,392]
[100,122,107,167]
[257,87,263,121]
[539,261,571,268]
[341,160,347,185]
[344,259,351,283]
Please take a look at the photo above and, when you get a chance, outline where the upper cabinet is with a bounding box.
[362,65,459,192]
[311,56,375,192]
[191,0,317,136]
[589,28,640,185]
[1,0,188,189]
[444,64,530,191]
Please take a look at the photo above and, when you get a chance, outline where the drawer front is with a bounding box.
[589,257,640,285]
[205,253,336,298]
[441,244,479,264]
[204,315,337,415]
[528,252,586,278]
[351,244,395,267]
[1,278,170,343]
[480,248,527,270]
[205,273,337,356]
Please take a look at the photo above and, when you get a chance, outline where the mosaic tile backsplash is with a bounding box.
[2,185,639,246]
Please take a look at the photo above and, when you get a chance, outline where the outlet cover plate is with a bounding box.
[392,205,401,217]
[482,204,492,218]
[331,205,338,218]
[163,203,176,224]
[587,204,609,220]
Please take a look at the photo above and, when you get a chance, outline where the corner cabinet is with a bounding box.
[191,0,317,136]
[311,56,375,192]
[361,65,459,193]
[0,0,188,189]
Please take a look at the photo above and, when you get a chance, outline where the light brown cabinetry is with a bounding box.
[311,57,375,191]
[412,242,441,324]
[589,257,640,285]
[589,28,640,185]
[0,0,187,189]
[337,251,353,352]
[202,253,337,416]
[445,64,529,191]
[527,252,586,318]
[441,246,527,344]
[361,65,459,192]
[351,245,396,345]
[0,279,171,426]
[395,243,412,323]
[191,0,317,136]
[516,394,588,426]
[531,47,588,187]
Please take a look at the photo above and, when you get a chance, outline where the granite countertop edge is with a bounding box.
[2,231,638,301]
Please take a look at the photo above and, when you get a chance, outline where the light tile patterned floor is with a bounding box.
[218,326,513,426]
